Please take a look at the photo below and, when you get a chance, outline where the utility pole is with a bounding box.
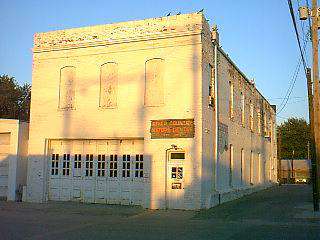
[278,130,282,185]
[307,67,319,210]
[299,0,320,211]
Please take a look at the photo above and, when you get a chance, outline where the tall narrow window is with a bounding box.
[258,153,261,183]
[122,154,130,178]
[109,154,118,177]
[74,154,82,177]
[100,62,118,108]
[51,154,59,175]
[250,151,253,184]
[241,148,244,185]
[85,154,93,177]
[241,92,245,126]
[135,154,144,178]
[229,144,233,187]
[74,154,81,169]
[263,108,267,136]
[257,109,261,134]
[145,58,165,106]
[97,154,106,177]
[229,81,234,119]
[208,64,215,107]
[62,154,70,176]
[59,66,75,109]
[250,101,254,131]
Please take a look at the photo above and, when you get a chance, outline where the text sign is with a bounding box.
[150,119,195,139]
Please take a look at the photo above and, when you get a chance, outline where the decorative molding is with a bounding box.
[33,13,204,52]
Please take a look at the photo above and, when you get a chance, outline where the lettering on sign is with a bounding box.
[150,119,195,139]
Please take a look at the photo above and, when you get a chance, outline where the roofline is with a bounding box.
[215,43,275,114]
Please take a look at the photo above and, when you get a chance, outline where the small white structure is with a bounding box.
[0,119,29,201]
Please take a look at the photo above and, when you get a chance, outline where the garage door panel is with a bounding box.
[60,178,72,201]
[107,181,120,204]
[47,139,145,206]
[49,187,60,200]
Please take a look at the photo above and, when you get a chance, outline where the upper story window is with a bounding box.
[257,108,261,134]
[99,62,118,108]
[263,108,267,136]
[59,66,76,110]
[240,92,245,126]
[145,58,165,107]
[229,81,234,119]
[208,64,214,107]
[250,101,254,131]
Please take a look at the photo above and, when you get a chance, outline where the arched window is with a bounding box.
[100,62,118,108]
[59,66,76,109]
[145,58,165,106]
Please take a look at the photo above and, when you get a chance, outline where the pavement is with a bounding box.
[0,184,319,240]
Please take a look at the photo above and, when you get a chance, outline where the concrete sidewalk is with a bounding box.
[0,185,319,240]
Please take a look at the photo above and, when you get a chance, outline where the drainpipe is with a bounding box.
[214,40,219,192]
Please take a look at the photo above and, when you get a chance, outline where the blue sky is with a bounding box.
[0,0,311,123]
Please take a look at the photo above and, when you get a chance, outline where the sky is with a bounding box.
[0,0,312,123]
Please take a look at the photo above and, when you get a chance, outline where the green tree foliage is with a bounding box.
[277,117,310,159]
[0,74,31,121]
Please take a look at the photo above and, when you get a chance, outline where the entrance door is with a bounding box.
[167,151,185,209]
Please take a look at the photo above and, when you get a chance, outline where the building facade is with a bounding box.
[26,13,277,209]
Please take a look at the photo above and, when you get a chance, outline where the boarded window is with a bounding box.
[145,58,164,106]
[59,66,75,109]
[100,62,118,108]
[229,144,233,187]
[229,82,234,119]
[208,64,214,107]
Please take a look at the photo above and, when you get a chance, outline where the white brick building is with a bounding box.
[26,13,277,209]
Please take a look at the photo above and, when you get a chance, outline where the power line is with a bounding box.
[277,0,310,115]
[288,0,308,76]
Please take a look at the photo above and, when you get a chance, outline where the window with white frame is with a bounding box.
[62,154,70,176]
[97,154,106,177]
[85,154,93,177]
[74,154,81,169]
[51,154,59,175]
[109,154,118,177]
[135,154,144,178]
[122,154,130,178]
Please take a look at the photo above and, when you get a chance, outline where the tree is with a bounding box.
[277,117,311,159]
[0,74,31,121]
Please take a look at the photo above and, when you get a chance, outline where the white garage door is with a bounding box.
[0,133,10,199]
[48,139,145,206]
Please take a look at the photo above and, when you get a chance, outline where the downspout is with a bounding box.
[214,42,219,191]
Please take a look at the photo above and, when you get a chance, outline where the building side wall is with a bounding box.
[215,49,277,194]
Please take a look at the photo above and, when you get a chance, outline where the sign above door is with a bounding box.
[150,119,195,139]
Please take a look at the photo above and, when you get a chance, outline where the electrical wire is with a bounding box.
[288,0,308,76]
[277,0,310,115]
